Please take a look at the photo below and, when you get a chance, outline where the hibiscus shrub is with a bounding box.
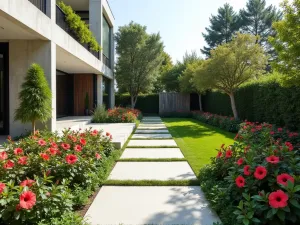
[199,135,300,225]
[192,111,242,133]
[92,106,142,123]
[0,128,116,224]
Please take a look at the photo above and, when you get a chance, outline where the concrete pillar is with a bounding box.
[96,74,103,107]
[108,79,115,108]
[89,0,103,61]
[9,40,56,137]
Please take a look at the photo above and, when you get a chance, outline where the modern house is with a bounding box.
[0,0,115,137]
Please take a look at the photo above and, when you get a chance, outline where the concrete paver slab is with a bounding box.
[120,148,184,159]
[135,129,169,134]
[128,139,177,147]
[132,133,172,139]
[85,186,220,225]
[108,162,196,180]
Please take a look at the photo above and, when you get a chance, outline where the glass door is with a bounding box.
[0,43,8,135]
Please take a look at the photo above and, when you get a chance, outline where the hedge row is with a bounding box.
[202,82,300,131]
[105,94,159,114]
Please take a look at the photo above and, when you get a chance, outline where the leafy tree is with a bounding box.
[115,22,164,108]
[239,0,282,51]
[15,63,52,133]
[201,3,240,57]
[153,52,173,93]
[161,51,200,92]
[195,34,267,119]
[179,60,205,111]
[269,0,300,86]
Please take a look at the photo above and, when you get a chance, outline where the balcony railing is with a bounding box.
[28,0,47,14]
[56,5,100,59]
[102,54,111,68]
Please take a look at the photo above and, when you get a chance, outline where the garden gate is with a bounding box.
[159,93,190,115]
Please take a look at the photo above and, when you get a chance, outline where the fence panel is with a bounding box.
[159,93,190,114]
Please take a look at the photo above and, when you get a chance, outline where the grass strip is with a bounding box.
[103,179,200,186]
[116,158,187,162]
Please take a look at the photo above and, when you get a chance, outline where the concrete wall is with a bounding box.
[9,40,56,137]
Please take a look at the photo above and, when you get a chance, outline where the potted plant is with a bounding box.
[84,92,89,116]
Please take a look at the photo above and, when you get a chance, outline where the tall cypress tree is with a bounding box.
[15,63,52,133]
[201,3,240,57]
[239,0,282,50]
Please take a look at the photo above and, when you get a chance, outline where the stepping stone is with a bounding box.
[140,121,164,124]
[128,140,177,147]
[85,186,221,225]
[135,129,169,134]
[137,126,167,130]
[120,148,184,159]
[108,162,196,181]
[132,133,172,139]
[142,117,161,120]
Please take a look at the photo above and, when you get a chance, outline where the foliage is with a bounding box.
[201,3,241,57]
[240,0,282,53]
[57,1,100,52]
[195,33,267,119]
[14,64,52,133]
[192,111,242,133]
[38,212,90,225]
[153,52,173,93]
[269,0,300,86]
[0,129,115,224]
[202,76,300,131]
[108,94,159,114]
[199,131,300,225]
[115,22,164,108]
[92,106,142,123]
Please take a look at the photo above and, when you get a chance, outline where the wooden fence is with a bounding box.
[159,93,190,114]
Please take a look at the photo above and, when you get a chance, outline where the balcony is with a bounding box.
[56,4,100,59]
[102,54,111,69]
[28,0,47,15]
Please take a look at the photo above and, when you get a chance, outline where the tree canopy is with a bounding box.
[201,3,240,57]
[153,52,173,93]
[115,22,164,108]
[269,0,300,86]
[195,33,267,119]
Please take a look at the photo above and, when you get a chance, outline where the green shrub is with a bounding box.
[92,107,142,123]
[38,212,90,225]
[91,105,108,123]
[202,79,300,130]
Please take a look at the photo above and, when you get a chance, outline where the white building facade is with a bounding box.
[0,0,115,137]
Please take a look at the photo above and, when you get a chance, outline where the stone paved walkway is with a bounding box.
[85,117,220,225]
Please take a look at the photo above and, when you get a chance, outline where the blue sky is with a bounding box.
[108,0,282,63]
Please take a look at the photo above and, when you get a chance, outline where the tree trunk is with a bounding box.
[229,93,238,119]
[198,94,203,112]
[32,120,36,134]
[130,95,137,109]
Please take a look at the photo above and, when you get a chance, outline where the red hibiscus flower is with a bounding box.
[91,130,98,136]
[51,142,58,148]
[285,142,294,151]
[0,182,6,194]
[80,138,86,145]
[0,152,8,160]
[277,128,283,132]
[18,156,28,165]
[235,176,245,188]
[65,154,78,164]
[244,165,251,176]
[254,166,267,180]
[47,148,58,155]
[277,174,294,186]
[216,151,222,158]
[266,155,280,164]
[269,190,289,208]
[106,132,110,137]
[225,150,232,158]
[237,158,244,166]
[74,145,82,152]
[3,160,14,169]
[95,153,102,160]
[38,139,47,146]
[270,131,275,135]
[14,148,23,155]
[71,136,77,143]
[40,153,50,161]
[61,143,70,150]
[20,179,35,187]
[19,191,36,210]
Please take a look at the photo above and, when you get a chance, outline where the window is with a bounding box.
[102,16,110,58]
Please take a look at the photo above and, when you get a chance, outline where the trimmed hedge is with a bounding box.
[105,94,159,114]
[202,82,300,130]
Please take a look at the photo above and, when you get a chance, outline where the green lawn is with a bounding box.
[163,118,235,177]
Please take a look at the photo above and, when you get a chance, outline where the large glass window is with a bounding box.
[102,16,111,58]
